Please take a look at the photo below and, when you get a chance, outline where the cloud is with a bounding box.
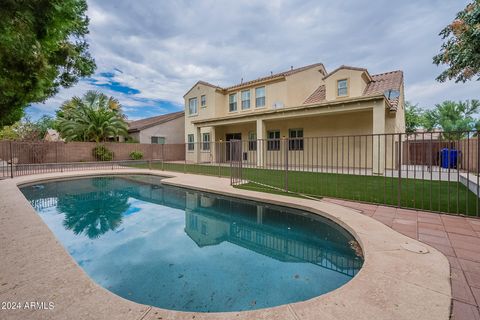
[29,0,478,120]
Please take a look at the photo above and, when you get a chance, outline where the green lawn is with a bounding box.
[130,162,479,216]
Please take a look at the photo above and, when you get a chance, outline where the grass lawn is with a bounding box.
[130,162,479,216]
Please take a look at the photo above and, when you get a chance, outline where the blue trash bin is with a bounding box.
[440,148,459,169]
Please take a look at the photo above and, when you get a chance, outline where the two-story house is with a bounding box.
[183,63,405,174]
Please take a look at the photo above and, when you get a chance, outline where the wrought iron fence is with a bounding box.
[2,131,480,216]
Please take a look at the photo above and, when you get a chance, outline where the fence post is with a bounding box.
[284,138,288,192]
[161,144,164,171]
[397,133,402,207]
[9,141,13,178]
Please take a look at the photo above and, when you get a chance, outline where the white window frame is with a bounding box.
[337,79,348,97]
[255,86,266,108]
[241,90,250,110]
[201,95,206,108]
[267,130,280,151]
[187,134,195,151]
[188,97,198,115]
[202,132,210,151]
[288,128,304,151]
[151,136,165,144]
[248,131,257,151]
[229,93,237,112]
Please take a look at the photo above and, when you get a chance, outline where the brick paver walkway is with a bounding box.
[325,198,480,320]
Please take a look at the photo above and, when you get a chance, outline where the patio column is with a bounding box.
[372,102,385,175]
[210,126,217,163]
[195,126,201,163]
[256,119,266,167]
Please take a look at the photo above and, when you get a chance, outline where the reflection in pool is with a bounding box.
[21,175,363,312]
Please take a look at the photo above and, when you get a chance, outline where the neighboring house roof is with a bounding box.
[303,69,403,111]
[44,129,64,142]
[127,111,184,132]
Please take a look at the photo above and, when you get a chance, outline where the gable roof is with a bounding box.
[322,65,372,81]
[127,111,184,132]
[183,81,222,98]
[303,69,403,109]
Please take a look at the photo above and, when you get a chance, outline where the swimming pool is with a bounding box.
[20,175,363,312]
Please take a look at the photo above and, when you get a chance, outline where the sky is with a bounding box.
[28,0,479,121]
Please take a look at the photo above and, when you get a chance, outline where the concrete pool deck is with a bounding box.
[0,169,451,320]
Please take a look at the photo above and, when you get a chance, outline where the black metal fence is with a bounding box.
[2,131,480,216]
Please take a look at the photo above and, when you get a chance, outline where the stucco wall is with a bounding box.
[138,115,185,144]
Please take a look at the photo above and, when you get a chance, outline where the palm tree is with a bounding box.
[57,91,128,142]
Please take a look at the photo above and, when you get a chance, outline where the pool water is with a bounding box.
[20,175,363,312]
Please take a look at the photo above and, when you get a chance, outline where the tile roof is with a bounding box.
[364,70,403,110]
[223,63,325,91]
[303,69,403,110]
[303,85,326,104]
[127,111,184,132]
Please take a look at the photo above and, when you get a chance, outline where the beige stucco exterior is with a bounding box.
[184,64,405,174]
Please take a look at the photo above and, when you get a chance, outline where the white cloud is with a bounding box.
[29,0,479,119]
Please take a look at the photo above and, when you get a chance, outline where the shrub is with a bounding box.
[129,151,143,160]
[92,145,114,161]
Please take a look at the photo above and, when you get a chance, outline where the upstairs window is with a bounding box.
[188,97,198,115]
[151,136,165,144]
[337,79,348,97]
[202,132,210,151]
[267,130,280,151]
[187,134,195,151]
[229,93,237,112]
[288,129,304,150]
[201,95,206,107]
[255,87,265,108]
[241,90,250,109]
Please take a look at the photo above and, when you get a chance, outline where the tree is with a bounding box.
[405,102,424,134]
[0,115,56,141]
[423,100,480,140]
[57,91,128,142]
[433,1,480,82]
[0,0,96,127]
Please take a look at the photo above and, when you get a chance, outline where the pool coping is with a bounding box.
[0,169,451,320]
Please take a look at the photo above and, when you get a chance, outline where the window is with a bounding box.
[289,129,304,150]
[151,136,165,144]
[202,132,210,151]
[255,87,265,108]
[188,97,198,115]
[201,95,206,107]
[248,131,257,151]
[241,90,250,109]
[187,134,194,151]
[267,130,280,151]
[337,79,348,97]
[229,93,237,112]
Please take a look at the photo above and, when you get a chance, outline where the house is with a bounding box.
[183,63,405,174]
[44,129,64,142]
[127,111,185,144]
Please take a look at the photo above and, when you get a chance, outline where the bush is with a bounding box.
[129,151,143,160]
[92,145,114,161]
